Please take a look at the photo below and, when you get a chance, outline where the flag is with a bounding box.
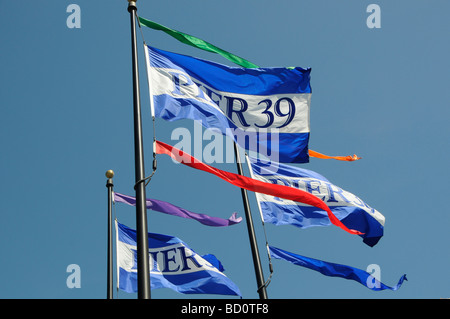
[140,18,361,162]
[248,158,384,246]
[114,192,242,227]
[116,220,241,296]
[144,45,311,163]
[269,246,407,291]
[155,140,362,236]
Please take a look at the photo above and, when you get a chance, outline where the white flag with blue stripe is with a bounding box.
[144,45,312,163]
[115,220,241,296]
[248,159,385,247]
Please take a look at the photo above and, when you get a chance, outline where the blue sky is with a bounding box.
[0,0,449,300]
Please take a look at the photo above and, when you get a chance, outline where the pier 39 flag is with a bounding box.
[115,221,241,296]
[144,45,312,163]
[249,159,385,247]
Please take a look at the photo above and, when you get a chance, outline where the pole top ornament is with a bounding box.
[105,170,115,179]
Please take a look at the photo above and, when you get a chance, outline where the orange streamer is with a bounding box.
[309,150,361,162]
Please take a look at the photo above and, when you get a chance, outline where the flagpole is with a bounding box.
[233,143,268,299]
[106,170,114,299]
[127,0,151,299]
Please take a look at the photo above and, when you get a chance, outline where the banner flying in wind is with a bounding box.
[144,45,311,163]
[116,220,241,296]
[140,17,361,162]
[248,158,384,247]
[114,192,242,227]
[269,246,407,291]
[138,17,258,68]
[155,140,362,236]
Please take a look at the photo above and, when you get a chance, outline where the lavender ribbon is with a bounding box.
[114,192,242,227]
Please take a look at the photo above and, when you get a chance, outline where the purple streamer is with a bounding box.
[114,192,242,227]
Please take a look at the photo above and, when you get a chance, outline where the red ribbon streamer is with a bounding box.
[155,140,363,236]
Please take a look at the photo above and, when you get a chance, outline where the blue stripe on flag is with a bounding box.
[148,46,311,95]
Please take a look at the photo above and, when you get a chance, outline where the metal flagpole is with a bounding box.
[106,170,114,299]
[233,143,268,299]
[127,0,151,299]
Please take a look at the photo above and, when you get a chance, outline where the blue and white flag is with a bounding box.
[270,246,407,291]
[248,158,385,247]
[144,45,312,163]
[115,220,241,296]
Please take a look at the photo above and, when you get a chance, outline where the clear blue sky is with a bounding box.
[0,0,449,300]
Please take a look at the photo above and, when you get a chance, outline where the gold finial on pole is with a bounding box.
[105,170,115,179]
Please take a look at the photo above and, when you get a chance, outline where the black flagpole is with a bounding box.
[127,0,151,299]
[233,143,268,299]
[106,170,114,299]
